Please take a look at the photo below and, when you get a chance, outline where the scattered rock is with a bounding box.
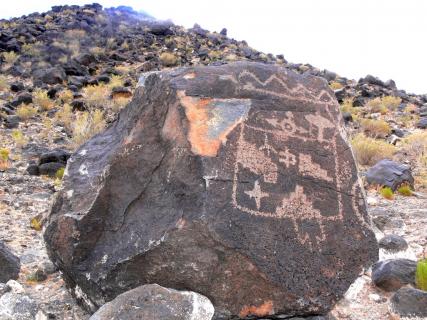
[372,259,416,291]
[33,67,66,86]
[0,283,11,297]
[366,159,414,191]
[11,92,33,107]
[417,117,427,129]
[45,62,378,317]
[390,287,427,318]
[0,292,38,320]
[89,284,214,320]
[378,234,408,252]
[0,241,20,283]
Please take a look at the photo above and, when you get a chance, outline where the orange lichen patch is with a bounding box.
[239,300,274,318]
[162,103,187,146]
[178,91,250,157]
[183,72,196,79]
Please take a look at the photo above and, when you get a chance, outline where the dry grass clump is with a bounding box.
[381,96,401,110]
[2,51,18,65]
[22,42,42,56]
[360,119,391,138]
[33,89,54,111]
[11,130,28,147]
[65,29,86,40]
[0,75,8,91]
[340,98,360,119]
[366,96,401,114]
[351,133,396,166]
[159,52,178,67]
[0,148,10,170]
[108,75,124,89]
[58,89,74,104]
[72,110,106,147]
[111,97,130,113]
[16,104,37,121]
[403,131,427,154]
[54,103,73,132]
[329,81,343,90]
[402,131,427,189]
[82,84,109,109]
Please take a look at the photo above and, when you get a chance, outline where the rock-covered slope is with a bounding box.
[0,3,426,320]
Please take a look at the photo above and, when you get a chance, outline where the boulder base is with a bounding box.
[89,284,214,320]
[44,62,378,318]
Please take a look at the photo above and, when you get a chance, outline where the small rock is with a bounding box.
[378,234,408,252]
[11,92,33,107]
[0,241,20,283]
[39,261,56,275]
[372,259,416,291]
[33,67,66,86]
[3,115,20,129]
[417,117,427,129]
[89,284,214,320]
[0,283,11,297]
[0,292,38,319]
[27,162,40,176]
[6,280,24,294]
[366,159,414,191]
[390,287,427,317]
[38,162,65,177]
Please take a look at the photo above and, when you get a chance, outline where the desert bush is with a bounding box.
[22,42,42,56]
[360,119,391,138]
[0,75,8,91]
[367,96,401,114]
[416,258,427,291]
[404,103,418,113]
[16,104,37,121]
[329,81,343,90]
[58,89,74,104]
[382,96,401,110]
[33,89,54,111]
[55,167,65,180]
[160,52,178,67]
[351,133,396,166]
[54,103,73,132]
[65,29,86,40]
[2,51,18,65]
[0,147,10,170]
[83,84,110,109]
[108,75,124,89]
[72,110,106,147]
[111,97,130,113]
[11,130,28,147]
[379,186,394,200]
[367,98,387,114]
[403,131,427,154]
[89,46,105,56]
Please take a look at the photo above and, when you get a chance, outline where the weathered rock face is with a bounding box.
[44,62,378,318]
[89,284,214,320]
[0,241,20,283]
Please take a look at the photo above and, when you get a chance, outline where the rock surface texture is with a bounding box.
[89,284,214,320]
[44,62,378,318]
[0,241,20,283]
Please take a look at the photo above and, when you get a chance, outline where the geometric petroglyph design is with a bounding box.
[228,69,366,248]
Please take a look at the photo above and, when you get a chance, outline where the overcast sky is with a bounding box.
[2,0,426,94]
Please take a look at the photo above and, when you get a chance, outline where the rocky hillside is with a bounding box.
[0,3,426,320]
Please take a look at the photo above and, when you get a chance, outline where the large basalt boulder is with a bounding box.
[44,62,378,319]
[365,159,414,191]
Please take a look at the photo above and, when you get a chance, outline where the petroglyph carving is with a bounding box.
[299,153,332,182]
[245,180,269,210]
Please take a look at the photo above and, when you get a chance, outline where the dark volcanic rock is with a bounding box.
[33,67,66,86]
[378,234,408,252]
[390,287,427,317]
[0,241,20,283]
[89,284,214,320]
[366,159,414,191]
[372,259,416,292]
[44,62,378,318]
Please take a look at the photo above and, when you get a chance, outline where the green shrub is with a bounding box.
[55,167,65,180]
[416,258,427,291]
[2,51,18,65]
[16,104,37,121]
[397,184,412,196]
[379,186,394,200]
